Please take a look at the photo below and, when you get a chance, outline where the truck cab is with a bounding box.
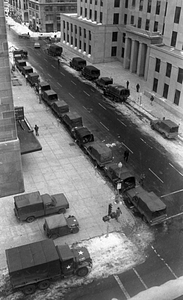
[84,141,113,167]
[14,191,69,222]
[95,77,113,91]
[104,84,130,102]
[43,214,79,238]
[70,57,87,71]
[71,126,94,147]
[42,90,58,106]
[62,112,83,130]
[82,65,100,80]
[150,119,179,139]
[124,186,167,225]
[13,49,28,59]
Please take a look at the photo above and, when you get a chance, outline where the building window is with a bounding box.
[89,31,91,40]
[124,14,127,25]
[125,0,128,8]
[166,63,172,78]
[90,9,92,19]
[177,68,183,84]
[71,24,73,32]
[145,19,149,30]
[112,32,118,42]
[71,36,73,45]
[85,8,87,18]
[67,34,69,42]
[153,78,158,92]
[139,0,143,11]
[79,27,81,36]
[174,90,180,105]
[100,0,103,6]
[63,21,65,29]
[114,0,120,7]
[132,0,136,7]
[121,47,124,58]
[67,22,69,30]
[174,7,181,24]
[75,25,77,34]
[84,28,86,38]
[79,40,81,49]
[100,12,103,23]
[94,10,97,21]
[147,0,152,13]
[155,58,161,72]
[111,46,117,56]
[84,42,86,51]
[137,17,141,28]
[95,0,97,4]
[154,21,158,32]
[113,13,119,24]
[90,0,92,3]
[80,7,82,15]
[75,38,77,47]
[163,84,169,99]
[131,15,134,25]
[156,1,161,15]
[63,33,65,40]
[89,45,91,54]
[171,31,177,47]
[123,33,126,43]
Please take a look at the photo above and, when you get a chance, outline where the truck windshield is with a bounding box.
[152,209,166,218]
[170,127,178,133]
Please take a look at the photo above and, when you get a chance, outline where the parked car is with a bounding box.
[43,214,79,238]
[34,42,40,49]
[104,163,136,192]
[82,65,100,80]
[14,191,69,222]
[95,77,113,91]
[70,57,86,71]
[150,118,179,139]
[104,84,130,102]
[71,126,94,146]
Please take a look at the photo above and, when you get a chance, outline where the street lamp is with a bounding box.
[114,162,123,204]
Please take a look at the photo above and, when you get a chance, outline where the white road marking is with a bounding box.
[165,211,183,221]
[57,82,62,87]
[99,103,106,110]
[83,106,87,110]
[149,168,164,183]
[161,188,183,198]
[51,64,56,69]
[151,245,177,279]
[48,74,52,78]
[44,58,47,61]
[100,122,109,131]
[117,118,127,127]
[71,80,76,85]
[121,142,133,154]
[83,91,90,96]
[60,72,65,76]
[140,138,153,149]
[39,66,43,70]
[133,268,148,289]
[169,163,183,176]
[69,93,75,98]
[113,275,130,299]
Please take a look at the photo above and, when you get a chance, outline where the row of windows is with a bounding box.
[155,59,183,84]
[80,0,119,7]
[153,78,181,106]
[63,22,92,39]
[124,14,162,33]
[125,0,161,15]
[63,34,92,53]
[80,7,103,23]
[45,5,75,12]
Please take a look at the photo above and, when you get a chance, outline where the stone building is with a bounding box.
[0,2,24,197]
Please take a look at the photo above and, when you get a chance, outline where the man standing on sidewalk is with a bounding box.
[115,207,122,222]
[34,124,39,136]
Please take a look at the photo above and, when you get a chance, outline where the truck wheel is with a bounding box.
[58,208,66,214]
[76,267,89,277]
[142,215,148,223]
[26,216,35,223]
[38,280,50,290]
[22,284,36,295]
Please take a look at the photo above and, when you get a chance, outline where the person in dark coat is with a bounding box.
[136,83,140,92]
[115,207,122,222]
[124,149,130,162]
[126,80,129,89]
[34,125,39,136]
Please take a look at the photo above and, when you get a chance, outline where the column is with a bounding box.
[130,40,139,73]
[144,45,150,80]
[0,2,24,197]
[137,43,147,77]
[123,37,131,69]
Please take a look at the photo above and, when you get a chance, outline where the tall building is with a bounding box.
[0,2,24,198]
[60,0,183,115]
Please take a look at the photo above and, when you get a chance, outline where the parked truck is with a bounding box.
[70,57,87,71]
[15,59,27,72]
[36,81,51,94]
[104,84,130,102]
[6,239,92,295]
[84,141,113,167]
[22,66,33,76]
[95,77,113,91]
[51,100,69,118]
[13,49,28,60]
[62,112,83,131]
[124,186,167,226]
[71,126,94,147]
[14,191,69,222]
[42,89,58,106]
[150,118,179,139]
[48,44,63,56]
[27,72,39,87]
[82,65,100,80]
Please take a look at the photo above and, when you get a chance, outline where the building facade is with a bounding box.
[60,0,183,114]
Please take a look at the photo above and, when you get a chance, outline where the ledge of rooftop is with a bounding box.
[151,43,183,58]
[63,13,103,25]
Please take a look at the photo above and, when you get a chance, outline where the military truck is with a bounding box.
[71,126,94,147]
[150,118,179,139]
[82,65,100,80]
[15,59,27,72]
[48,44,63,56]
[14,191,69,222]
[13,49,28,60]
[6,239,92,295]
[104,84,130,102]
[43,214,79,238]
[62,112,83,131]
[70,57,87,71]
[22,66,33,76]
[51,100,69,118]
[84,141,113,167]
[124,186,167,225]
[104,163,136,192]
[95,77,113,91]
[42,89,58,106]
[27,72,39,86]
[36,81,51,94]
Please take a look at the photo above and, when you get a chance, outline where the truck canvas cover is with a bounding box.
[45,214,67,230]
[74,127,93,140]
[28,72,39,79]
[56,244,74,262]
[52,100,69,115]
[63,112,83,128]
[6,240,60,288]
[14,191,42,209]
[39,81,51,90]
[87,142,113,164]
[159,119,178,132]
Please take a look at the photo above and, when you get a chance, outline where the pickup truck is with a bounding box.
[35,81,51,94]
[62,112,83,130]
[71,126,94,147]
[6,239,92,295]
[84,141,113,167]
[43,214,79,238]
[14,191,69,222]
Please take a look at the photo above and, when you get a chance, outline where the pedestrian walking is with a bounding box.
[136,83,140,92]
[57,58,60,68]
[124,149,130,162]
[38,86,42,103]
[115,207,122,222]
[25,74,28,85]
[139,173,145,187]
[126,80,129,89]
[34,124,39,136]
[150,95,154,106]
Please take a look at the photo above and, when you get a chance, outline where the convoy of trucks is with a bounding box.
[6,239,92,295]
[104,84,130,102]
[70,57,87,71]
[82,65,100,80]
